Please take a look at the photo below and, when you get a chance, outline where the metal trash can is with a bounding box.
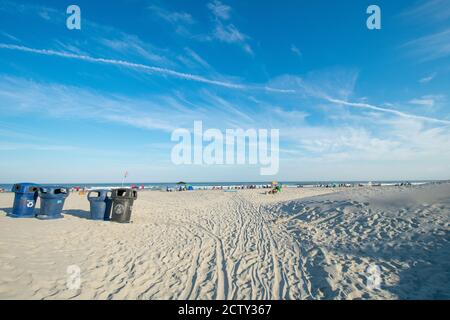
[36,186,69,219]
[9,183,39,218]
[87,190,112,221]
[110,188,138,223]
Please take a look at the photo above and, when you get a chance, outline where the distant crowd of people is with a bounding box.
[295,182,414,188]
[166,184,279,192]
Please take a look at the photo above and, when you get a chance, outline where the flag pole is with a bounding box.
[121,171,128,187]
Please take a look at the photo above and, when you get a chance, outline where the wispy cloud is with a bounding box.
[1,43,448,127]
[0,0,176,67]
[0,0,60,22]
[183,47,212,69]
[2,74,450,179]
[212,23,253,54]
[207,1,253,55]
[207,0,232,20]
[0,76,182,132]
[402,28,450,62]
[0,43,294,93]
[419,73,436,83]
[0,31,20,42]
[291,44,302,58]
[327,98,450,125]
[148,5,195,25]
[409,94,445,108]
[0,142,78,151]
[0,76,258,134]
[96,34,168,64]
[0,43,245,89]
[400,0,450,24]
[268,71,450,126]
[409,97,436,107]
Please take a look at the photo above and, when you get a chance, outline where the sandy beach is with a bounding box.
[0,183,449,300]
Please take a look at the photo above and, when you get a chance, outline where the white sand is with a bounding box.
[0,184,448,300]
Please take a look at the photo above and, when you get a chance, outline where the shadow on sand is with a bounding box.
[332,233,450,299]
[275,196,450,299]
[63,209,91,220]
[0,207,13,215]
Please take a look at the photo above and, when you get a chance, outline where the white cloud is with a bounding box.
[214,23,246,43]
[38,9,51,21]
[409,97,435,107]
[184,47,211,69]
[291,44,302,58]
[96,34,167,63]
[328,98,450,125]
[213,23,253,54]
[268,68,359,101]
[0,142,77,151]
[409,94,445,108]
[2,43,448,128]
[207,0,231,20]
[206,1,253,55]
[0,31,20,42]
[212,22,253,54]
[2,74,450,180]
[419,73,436,83]
[402,28,450,61]
[0,76,259,134]
[400,0,450,23]
[0,43,245,89]
[148,5,195,25]
[0,76,185,132]
[0,43,299,93]
[0,1,178,68]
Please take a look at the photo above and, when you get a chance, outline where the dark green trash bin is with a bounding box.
[110,188,138,223]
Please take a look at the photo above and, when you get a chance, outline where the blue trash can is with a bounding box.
[36,186,69,220]
[9,183,39,218]
[87,190,112,221]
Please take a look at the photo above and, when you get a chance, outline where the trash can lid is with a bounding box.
[12,183,39,193]
[39,186,69,197]
[111,188,138,199]
[87,189,112,200]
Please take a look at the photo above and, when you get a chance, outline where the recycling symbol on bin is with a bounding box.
[26,200,34,208]
[114,204,125,215]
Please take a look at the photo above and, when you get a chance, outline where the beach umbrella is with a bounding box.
[176,181,187,185]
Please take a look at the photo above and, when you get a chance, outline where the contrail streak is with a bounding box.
[327,98,450,125]
[0,43,291,93]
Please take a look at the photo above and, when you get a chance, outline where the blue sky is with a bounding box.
[0,0,449,183]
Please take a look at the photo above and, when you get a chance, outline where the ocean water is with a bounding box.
[0,180,436,192]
